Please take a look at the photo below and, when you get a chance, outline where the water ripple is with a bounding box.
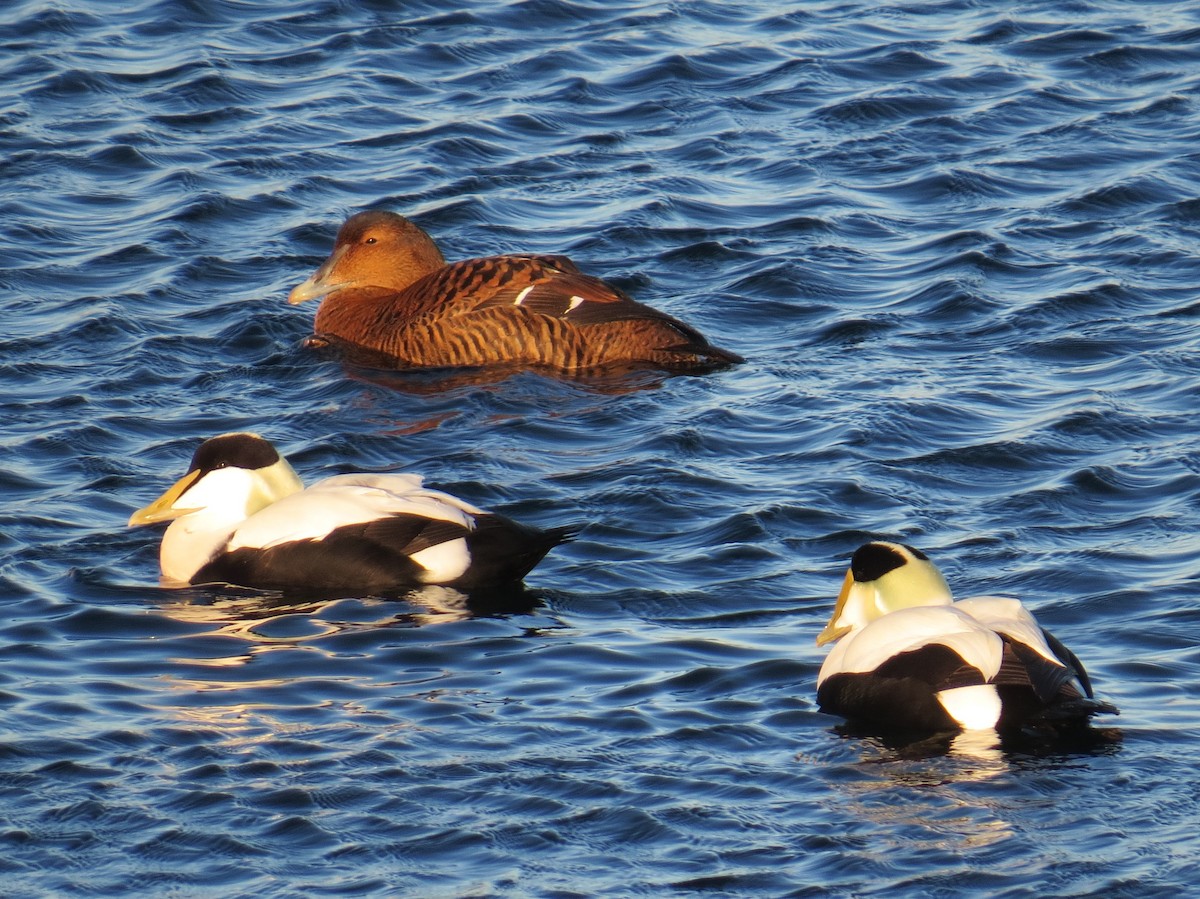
[2,0,1200,894]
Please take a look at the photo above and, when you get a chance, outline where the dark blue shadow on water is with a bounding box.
[833,720,1124,763]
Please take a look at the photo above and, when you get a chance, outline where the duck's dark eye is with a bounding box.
[365,237,377,245]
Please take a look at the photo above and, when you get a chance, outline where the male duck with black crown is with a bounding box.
[815,541,1116,734]
[128,433,575,594]
[287,210,743,371]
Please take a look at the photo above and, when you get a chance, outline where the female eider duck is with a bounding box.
[128,433,576,593]
[815,541,1116,733]
[287,210,743,371]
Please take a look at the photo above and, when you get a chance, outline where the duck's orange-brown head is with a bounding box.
[288,210,447,304]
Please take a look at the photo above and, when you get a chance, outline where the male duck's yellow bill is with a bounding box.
[128,469,202,526]
[816,569,855,646]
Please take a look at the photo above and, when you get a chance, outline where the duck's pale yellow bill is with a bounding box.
[287,276,324,305]
[816,569,855,646]
[287,245,347,304]
[127,469,201,527]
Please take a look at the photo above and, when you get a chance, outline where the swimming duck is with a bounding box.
[128,432,576,593]
[816,541,1117,733]
[287,210,744,371]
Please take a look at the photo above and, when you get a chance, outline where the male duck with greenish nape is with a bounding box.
[128,433,576,594]
[288,210,744,371]
[816,541,1117,734]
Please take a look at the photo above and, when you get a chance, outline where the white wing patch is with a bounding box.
[513,285,534,306]
[818,605,1003,686]
[227,472,481,551]
[566,295,586,313]
[936,684,1002,730]
[410,538,471,583]
[954,596,1060,663]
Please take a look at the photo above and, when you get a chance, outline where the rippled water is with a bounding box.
[3,0,1200,895]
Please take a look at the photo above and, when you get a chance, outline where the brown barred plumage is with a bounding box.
[289,210,743,371]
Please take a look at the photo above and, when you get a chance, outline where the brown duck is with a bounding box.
[288,211,743,371]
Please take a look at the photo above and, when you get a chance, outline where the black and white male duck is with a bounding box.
[815,541,1117,733]
[128,433,575,593]
[288,210,743,371]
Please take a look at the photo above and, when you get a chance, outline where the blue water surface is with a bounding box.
[3,0,1200,895]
